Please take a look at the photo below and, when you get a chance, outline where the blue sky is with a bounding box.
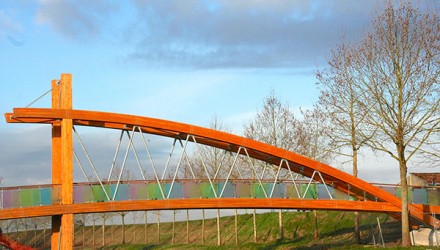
[0,1,437,186]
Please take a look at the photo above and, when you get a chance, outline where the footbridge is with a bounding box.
[1,74,439,249]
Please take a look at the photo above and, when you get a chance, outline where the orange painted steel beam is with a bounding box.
[4,108,436,226]
[0,199,401,220]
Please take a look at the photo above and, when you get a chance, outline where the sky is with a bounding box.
[0,0,438,187]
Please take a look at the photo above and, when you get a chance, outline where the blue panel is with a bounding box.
[167,182,183,199]
[268,183,285,198]
[412,188,427,204]
[317,184,333,199]
[112,184,129,201]
[40,188,53,205]
[217,182,235,198]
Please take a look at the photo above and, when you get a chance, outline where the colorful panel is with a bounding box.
[428,189,440,205]
[166,182,183,199]
[317,184,333,199]
[333,189,348,200]
[183,182,201,198]
[396,187,413,203]
[235,182,251,198]
[74,185,93,203]
[40,188,53,205]
[251,183,268,198]
[129,183,148,200]
[200,182,216,198]
[380,186,397,196]
[2,190,16,208]
[412,188,427,204]
[20,188,40,207]
[111,184,129,201]
[148,183,164,200]
[92,184,111,202]
[267,183,284,198]
[284,183,300,199]
[301,184,317,199]
[217,182,235,198]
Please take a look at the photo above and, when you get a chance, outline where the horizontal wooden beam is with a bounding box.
[0,199,402,220]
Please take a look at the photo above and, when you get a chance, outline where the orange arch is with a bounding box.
[4,108,437,226]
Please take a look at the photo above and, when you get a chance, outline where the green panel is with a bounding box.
[148,183,164,200]
[301,184,317,199]
[20,188,40,207]
[92,184,110,202]
[285,183,300,199]
[251,183,268,198]
[199,182,216,198]
[396,187,413,203]
[428,189,440,205]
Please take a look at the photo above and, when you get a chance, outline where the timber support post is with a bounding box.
[51,74,73,249]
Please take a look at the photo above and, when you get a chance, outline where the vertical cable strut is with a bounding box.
[73,126,110,201]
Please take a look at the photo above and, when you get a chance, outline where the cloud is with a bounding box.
[32,1,437,69]
[0,7,25,46]
[126,0,383,69]
[35,0,117,40]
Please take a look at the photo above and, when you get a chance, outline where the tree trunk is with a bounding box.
[354,212,361,244]
[352,148,361,244]
[399,157,411,246]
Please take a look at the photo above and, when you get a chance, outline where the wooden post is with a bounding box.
[186,209,189,243]
[313,210,319,240]
[217,209,221,246]
[51,74,73,250]
[144,211,148,243]
[235,209,238,245]
[157,211,160,244]
[253,209,257,243]
[172,210,175,244]
[279,209,283,240]
[202,209,205,244]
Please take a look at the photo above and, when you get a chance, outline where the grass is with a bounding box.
[3,210,438,249]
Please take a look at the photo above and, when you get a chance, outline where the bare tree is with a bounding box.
[244,91,300,179]
[317,40,375,243]
[321,2,439,246]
